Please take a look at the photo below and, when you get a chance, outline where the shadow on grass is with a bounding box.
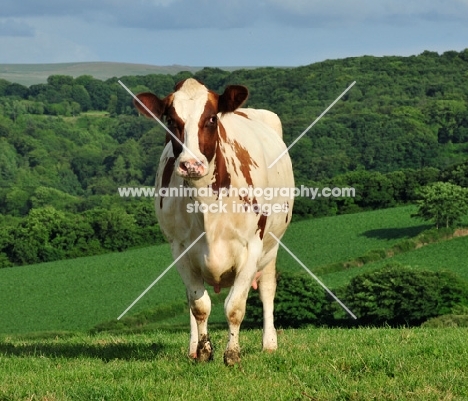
[0,340,166,361]
[361,224,431,240]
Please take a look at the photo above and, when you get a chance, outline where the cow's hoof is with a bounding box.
[223,349,241,366]
[197,336,214,362]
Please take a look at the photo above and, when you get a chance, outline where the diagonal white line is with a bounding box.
[118,80,205,167]
[117,231,206,320]
[268,81,356,169]
[269,232,357,320]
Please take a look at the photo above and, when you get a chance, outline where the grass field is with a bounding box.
[322,235,468,288]
[1,328,467,400]
[1,206,468,400]
[0,206,427,334]
[276,205,428,273]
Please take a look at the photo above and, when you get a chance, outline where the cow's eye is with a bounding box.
[166,117,174,126]
[208,116,217,125]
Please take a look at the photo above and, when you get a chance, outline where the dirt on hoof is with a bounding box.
[223,349,241,366]
[197,335,214,362]
[263,348,276,354]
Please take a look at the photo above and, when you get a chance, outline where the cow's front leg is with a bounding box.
[183,275,213,362]
[175,245,213,362]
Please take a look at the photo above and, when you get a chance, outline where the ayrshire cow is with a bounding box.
[134,78,294,365]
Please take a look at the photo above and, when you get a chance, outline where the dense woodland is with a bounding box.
[1,49,468,267]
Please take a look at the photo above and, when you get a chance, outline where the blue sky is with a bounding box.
[0,0,467,66]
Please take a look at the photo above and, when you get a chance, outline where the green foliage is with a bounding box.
[342,263,468,326]
[422,314,468,328]
[246,271,329,328]
[412,181,468,228]
[1,51,468,266]
[439,160,468,187]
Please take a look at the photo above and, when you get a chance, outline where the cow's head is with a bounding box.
[134,78,248,179]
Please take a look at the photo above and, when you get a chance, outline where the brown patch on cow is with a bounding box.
[234,110,249,119]
[197,92,219,163]
[218,120,228,142]
[212,144,231,194]
[230,157,238,176]
[231,139,259,187]
[159,157,175,208]
[164,105,185,158]
[212,122,231,194]
[256,214,268,240]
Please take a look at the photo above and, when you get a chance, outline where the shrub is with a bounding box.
[422,314,468,328]
[342,263,468,326]
[422,306,468,327]
[246,271,329,328]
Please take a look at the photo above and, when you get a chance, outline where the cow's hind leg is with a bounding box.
[258,257,278,352]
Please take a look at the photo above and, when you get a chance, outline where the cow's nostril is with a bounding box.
[179,162,188,172]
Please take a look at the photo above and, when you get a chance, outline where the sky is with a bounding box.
[0,0,467,67]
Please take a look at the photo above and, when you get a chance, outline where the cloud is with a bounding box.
[0,21,97,64]
[2,0,468,31]
[0,19,35,37]
[265,0,468,25]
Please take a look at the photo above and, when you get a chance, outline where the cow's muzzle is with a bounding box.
[177,159,207,179]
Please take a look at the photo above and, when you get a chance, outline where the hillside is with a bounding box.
[0,62,203,86]
[0,206,457,335]
[1,50,468,270]
[0,62,257,86]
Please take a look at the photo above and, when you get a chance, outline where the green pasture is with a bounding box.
[0,328,467,400]
[0,206,427,334]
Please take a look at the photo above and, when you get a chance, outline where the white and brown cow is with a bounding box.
[134,78,294,365]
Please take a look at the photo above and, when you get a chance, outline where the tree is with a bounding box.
[412,182,468,228]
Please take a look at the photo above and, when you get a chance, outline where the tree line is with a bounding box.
[1,49,468,267]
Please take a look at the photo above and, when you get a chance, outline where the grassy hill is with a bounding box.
[1,205,468,399]
[0,205,441,334]
[0,62,256,86]
[0,62,201,86]
[324,235,468,288]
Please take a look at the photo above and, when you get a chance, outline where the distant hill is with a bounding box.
[0,62,243,86]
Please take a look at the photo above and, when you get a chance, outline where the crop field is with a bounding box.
[0,206,427,334]
[1,328,467,400]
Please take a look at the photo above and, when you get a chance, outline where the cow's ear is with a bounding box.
[218,85,249,113]
[134,92,166,119]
